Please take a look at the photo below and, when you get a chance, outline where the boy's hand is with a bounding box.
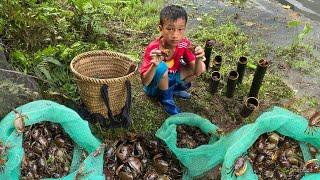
[194,46,206,62]
[150,49,165,66]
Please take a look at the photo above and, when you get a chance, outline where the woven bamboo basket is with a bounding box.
[70,50,137,116]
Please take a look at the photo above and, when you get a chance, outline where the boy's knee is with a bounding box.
[154,62,168,81]
[195,62,206,77]
[200,63,206,74]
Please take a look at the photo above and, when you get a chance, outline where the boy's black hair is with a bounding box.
[160,5,187,26]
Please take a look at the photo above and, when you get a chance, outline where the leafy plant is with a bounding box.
[10,50,30,72]
[0,0,73,51]
[34,57,62,81]
[288,21,312,50]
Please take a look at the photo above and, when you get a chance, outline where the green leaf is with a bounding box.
[61,47,72,60]
[0,18,4,34]
[298,24,312,40]
[102,5,115,15]
[44,57,62,66]
[11,50,29,69]
[247,62,257,70]
[302,24,312,34]
[41,46,58,56]
[39,65,52,81]
[288,20,300,28]
[83,2,94,11]
[71,41,82,48]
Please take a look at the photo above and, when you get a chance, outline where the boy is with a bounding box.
[139,5,206,115]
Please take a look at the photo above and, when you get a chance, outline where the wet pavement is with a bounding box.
[277,0,320,22]
[169,0,320,101]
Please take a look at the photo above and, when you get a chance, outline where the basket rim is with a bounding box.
[70,50,137,84]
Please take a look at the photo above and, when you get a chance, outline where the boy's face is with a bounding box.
[159,18,186,48]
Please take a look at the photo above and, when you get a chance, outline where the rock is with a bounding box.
[0,40,41,119]
[0,72,41,119]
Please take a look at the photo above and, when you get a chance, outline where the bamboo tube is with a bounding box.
[248,59,269,97]
[226,70,239,98]
[240,97,259,118]
[236,56,248,84]
[213,55,222,71]
[204,40,215,71]
[210,71,221,95]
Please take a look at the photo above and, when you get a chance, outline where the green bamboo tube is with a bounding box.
[226,70,239,98]
[248,59,269,97]
[236,56,248,84]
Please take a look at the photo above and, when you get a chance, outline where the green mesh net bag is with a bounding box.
[0,100,105,180]
[155,112,227,179]
[221,106,320,180]
[156,106,320,180]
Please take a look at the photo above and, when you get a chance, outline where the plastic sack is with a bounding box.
[0,100,105,180]
[156,107,320,180]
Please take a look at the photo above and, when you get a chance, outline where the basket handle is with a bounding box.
[100,80,132,128]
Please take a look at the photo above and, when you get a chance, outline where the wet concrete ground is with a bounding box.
[169,0,320,101]
[277,0,320,22]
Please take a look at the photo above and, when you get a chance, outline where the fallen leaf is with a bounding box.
[243,21,255,27]
[282,5,291,9]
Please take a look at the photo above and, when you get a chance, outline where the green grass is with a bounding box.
[275,43,320,75]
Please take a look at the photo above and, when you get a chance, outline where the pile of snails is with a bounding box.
[228,132,320,179]
[21,122,74,179]
[103,132,183,179]
[247,132,314,179]
[177,125,211,149]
